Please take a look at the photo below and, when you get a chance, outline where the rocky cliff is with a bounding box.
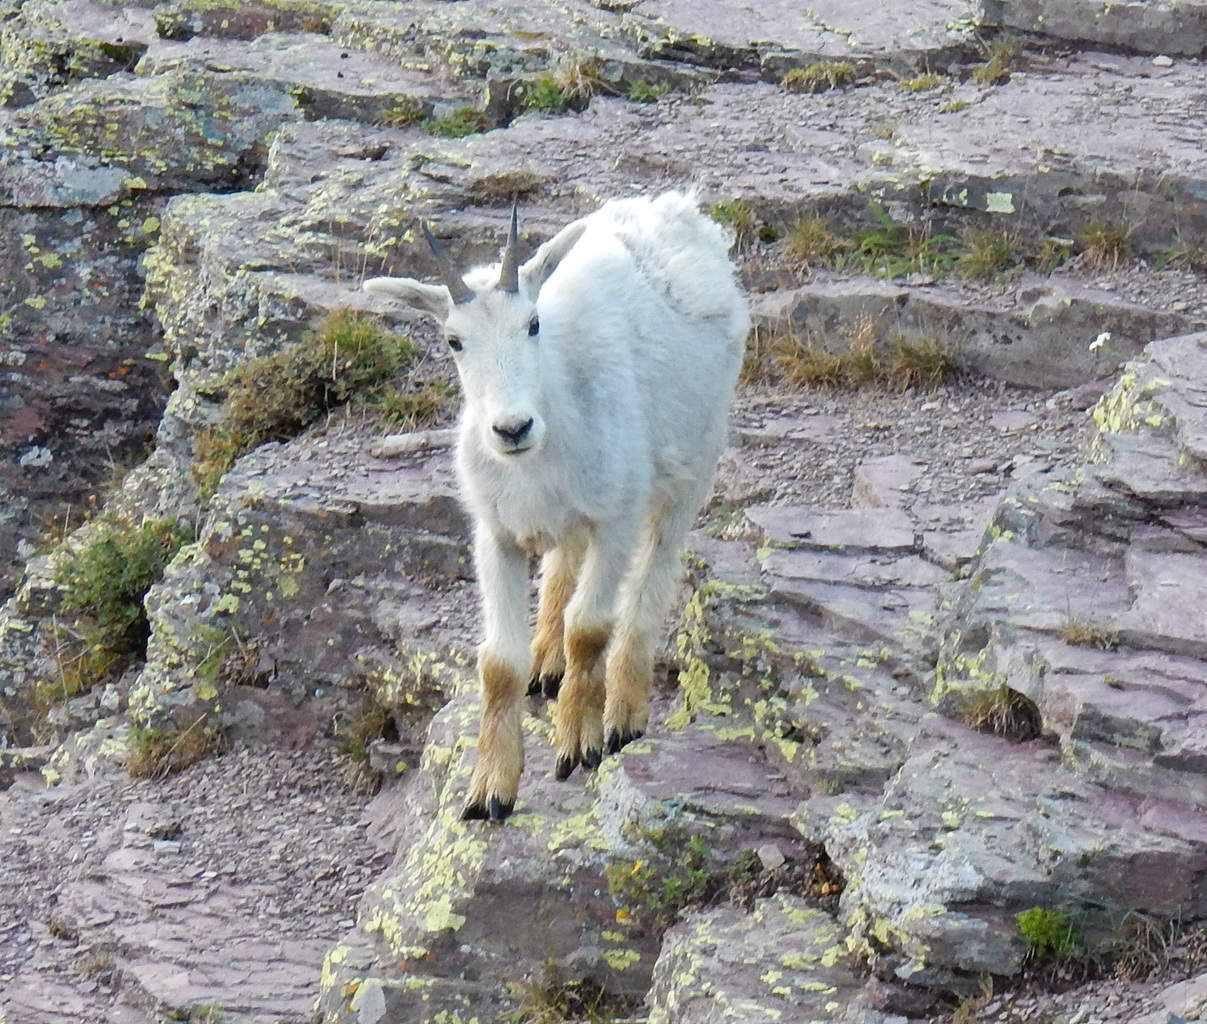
[2,1,1207,1022]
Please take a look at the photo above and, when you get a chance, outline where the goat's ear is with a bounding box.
[363,277,450,320]
[520,221,588,297]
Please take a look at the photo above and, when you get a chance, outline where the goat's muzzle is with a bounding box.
[492,416,535,453]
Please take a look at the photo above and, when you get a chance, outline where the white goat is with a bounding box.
[363,191,748,820]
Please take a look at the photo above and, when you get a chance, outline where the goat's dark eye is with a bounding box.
[528,317,539,337]
[447,335,463,352]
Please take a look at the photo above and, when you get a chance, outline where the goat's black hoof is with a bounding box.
[461,800,489,821]
[582,747,602,771]
[555,755,577,781]
[541,673,562,699]
[605,729,644,755]
[488,796,514,821]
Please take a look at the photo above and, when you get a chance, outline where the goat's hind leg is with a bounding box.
[553,522,633,780]
[604,483,708,754]
[462,524,530,822]
[528,537,585,699]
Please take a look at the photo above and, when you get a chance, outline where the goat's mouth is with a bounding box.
[499,443,534,456]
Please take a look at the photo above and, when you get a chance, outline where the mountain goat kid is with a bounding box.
[363,191,748,821]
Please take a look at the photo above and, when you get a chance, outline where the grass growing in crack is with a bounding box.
[709,198,757,247]
[972,37,1022,84]
[521,74,571,113]
[781,60,856,93]
[193,310,415,497]
[128,714,225,780]
[422,106,490,137]
[889,335,960,388]
[1017,906,1086,961]
[606,826,761,936]
[503,961,637,1024]
[373,379,457,431]
[940,98,969,113]
[960,683,1042,740]
[899,72,944,92]
[627,79,670,103]
[38,517,193,708]
[378,98,425,128]
[782,213,852,269]
[1058,618,1120,650]
[958,225,1018,279]
[1077,220,1132,270]
[334,691,398,794]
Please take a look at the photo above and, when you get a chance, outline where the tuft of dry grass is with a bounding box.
[127,714,225,780]
[958,225,1018,279]
[1058,618,1120,650]
[782,60,856,93]
[1077,220,1132,270]
[899,72,944,93]
[972,37,1022,85]
[961,683,1042,740]
[782,213,852,269]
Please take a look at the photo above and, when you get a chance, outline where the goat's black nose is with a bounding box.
[493,417,534,445]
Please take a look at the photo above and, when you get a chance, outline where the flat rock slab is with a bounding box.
[979,0,1207,55]
[751,276,1202,388]
[1120,550,1207,659]
[616,0,978,69]
[646,895,866,1024]
[747,505,919,551]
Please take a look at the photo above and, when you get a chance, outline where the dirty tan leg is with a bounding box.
[462,523,530,822]
[604,482,709,753]
[529,537,586,699]
[552,519,635,780]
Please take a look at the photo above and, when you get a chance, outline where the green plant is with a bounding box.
[128,714,224,780]
[627,79,670,103]
[521,74,570,113]
[606,826,760,935]
[940,98,969,112]
[845,205,959,277]
[960,682,1041,740]
[38,517,193,707]
[334,691,397,794]
[972,37,1022,85]
[422,106,491,137]
[958,225,1018,279]
[781,60,856,93]
[556,54,606,108]
[1077,220,1132,270]
[1058,618,1120,650]
[899,72,944,92]
[378,98,424,127]
[374,379,456,430]
[708,199,757,247]
[167,1003,227,1023]
[1017,906,1085,960]
[194,310,414,496]
[503,960,635,1024]
[782,213,851,269]
[1034,234,1074,271]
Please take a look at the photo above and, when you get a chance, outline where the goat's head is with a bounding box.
[364,207,587,461]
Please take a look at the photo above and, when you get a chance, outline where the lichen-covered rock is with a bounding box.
[647,895,867,1024]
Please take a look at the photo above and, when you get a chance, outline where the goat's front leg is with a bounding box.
[553,522,632,780]
[462,522,530,822]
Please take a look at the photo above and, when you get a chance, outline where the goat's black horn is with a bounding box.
[497,201,520,294]
[421,221,475,305]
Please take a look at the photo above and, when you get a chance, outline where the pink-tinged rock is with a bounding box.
[746,505,919,552]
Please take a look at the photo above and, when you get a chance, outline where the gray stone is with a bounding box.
[979,0,1207,55]
[852,454,925,509]
[747,505,919,552]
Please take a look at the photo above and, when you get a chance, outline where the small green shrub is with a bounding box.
[708,199,757,246]
[606,826,759,935]
[1017,906,1085,960]
[521,74,570,113]
[423,106,491,137]
[194,310,415,496]
[38,517,193,707]
[972,38,1022,85]
[782,60,856,93]
[627,79,670,103]
[128,714,224,780]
